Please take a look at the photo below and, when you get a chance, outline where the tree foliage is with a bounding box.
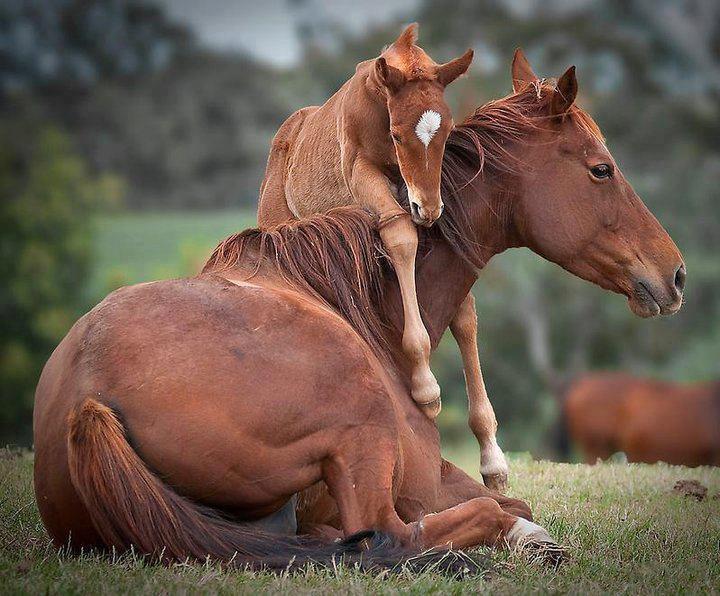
[0,112,120,444]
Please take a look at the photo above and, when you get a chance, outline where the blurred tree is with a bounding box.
[66,52,291,209]
[0,109,121,445]
[0,0,192,93]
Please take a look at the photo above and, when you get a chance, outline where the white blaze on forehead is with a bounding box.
[415,110,442,147]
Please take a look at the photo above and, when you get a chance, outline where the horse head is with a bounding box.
[504,49,685,317]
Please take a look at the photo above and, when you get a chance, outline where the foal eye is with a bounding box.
[590,164,613,179]
[391,132,402,144]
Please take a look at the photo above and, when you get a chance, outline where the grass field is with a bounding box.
[89,210,255,300]
[2,448,719,595]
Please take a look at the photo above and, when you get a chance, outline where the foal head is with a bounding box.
[373,23,473,227]
[503,50,685,317]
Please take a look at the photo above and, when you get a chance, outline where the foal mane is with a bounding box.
[203,208,390,358]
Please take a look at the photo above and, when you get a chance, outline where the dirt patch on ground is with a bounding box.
[672,479,708,501]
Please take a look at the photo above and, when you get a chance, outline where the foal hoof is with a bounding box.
[482,472,508,493]
[419,398,442,419]
[480,440,509,492]
[411,371,441,419]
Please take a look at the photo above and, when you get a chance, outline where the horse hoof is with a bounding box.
[520,539,567,569]
[506,518,566,568]
[482,472,508,493]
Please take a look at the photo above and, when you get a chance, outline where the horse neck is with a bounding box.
[384,176,518,350]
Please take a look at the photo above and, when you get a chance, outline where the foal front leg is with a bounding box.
[379,213,441,416]
[450,293,509,491]
[348,156,440,417]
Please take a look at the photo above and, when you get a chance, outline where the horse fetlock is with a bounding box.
[410,365,441,416]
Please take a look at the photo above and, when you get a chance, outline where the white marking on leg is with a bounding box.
[506,518,555,548]
[415,110,441,147]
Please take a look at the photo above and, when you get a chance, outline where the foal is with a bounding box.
[258,23,473,415]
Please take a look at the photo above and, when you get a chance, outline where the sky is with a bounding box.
[156,0,419,66]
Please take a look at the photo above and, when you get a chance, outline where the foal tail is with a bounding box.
[67,399,481,575]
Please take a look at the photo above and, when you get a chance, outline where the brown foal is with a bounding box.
[258,23,473,416]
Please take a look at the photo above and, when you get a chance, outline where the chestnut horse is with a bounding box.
[33,54,684,568]
[259,23,473,415]
[562,373,720,466]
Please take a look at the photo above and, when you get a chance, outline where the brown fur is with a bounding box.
[204,208,389,360]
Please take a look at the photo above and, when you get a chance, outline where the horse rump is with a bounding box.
[66,398,486,576]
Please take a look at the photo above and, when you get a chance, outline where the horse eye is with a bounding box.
[590,164,613,179]
[391,132,402,144]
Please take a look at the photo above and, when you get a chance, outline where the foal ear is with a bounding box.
[375,56,406,93]
[551,65,578,115]
[392,22,419,49]
[437,49,474,87]
[511,48,538,91]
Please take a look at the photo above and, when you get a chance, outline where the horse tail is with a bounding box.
[67,398,482,575]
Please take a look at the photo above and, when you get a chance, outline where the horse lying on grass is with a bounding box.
[33,53,683,572]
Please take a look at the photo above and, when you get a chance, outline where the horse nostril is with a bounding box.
[674,264,686,294]
[409,201,421,220]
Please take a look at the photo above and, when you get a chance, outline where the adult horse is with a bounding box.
[33,53,684,567]
[561,373,720,465]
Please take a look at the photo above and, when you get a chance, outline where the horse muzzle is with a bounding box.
[409,199,444,227]
[629,263,685,317]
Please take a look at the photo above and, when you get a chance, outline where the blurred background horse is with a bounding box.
[559,373,720,466]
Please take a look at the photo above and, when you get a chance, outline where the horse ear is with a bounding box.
[392,22,418,49]
[551,65,578,115]
[437,49,474,87]
[511,48,538,91]
[375,56,406,93]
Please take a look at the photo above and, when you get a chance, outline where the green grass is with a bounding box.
[2,448,719,594]
[89,210,255,300]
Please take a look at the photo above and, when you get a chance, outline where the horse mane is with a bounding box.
[203,81,605,358]
[202,207,391,359]
[428,79,604,270]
